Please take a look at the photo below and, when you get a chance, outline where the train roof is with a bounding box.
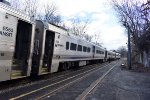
[45,22,107,51]
[0,2,34,23]
[36,21,108,52]
[39,21,68,35]
[66,32,106,50]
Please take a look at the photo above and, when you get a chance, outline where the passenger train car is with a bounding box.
[31,20,107,75]
[0,2,120,82]
[0,2,35,81]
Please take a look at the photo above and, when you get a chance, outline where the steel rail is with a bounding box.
[10,63,112,100]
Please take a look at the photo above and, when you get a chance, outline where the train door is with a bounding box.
[105,50,108,61]
[41,30,55,74]
[11,20,33,79]
[92,46,95,58]
[31,21,44,75]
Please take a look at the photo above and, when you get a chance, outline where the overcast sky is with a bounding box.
[40,0,128,50]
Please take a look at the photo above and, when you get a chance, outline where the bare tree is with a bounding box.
[111,0,150,64]
[70,17,89,36]
[112,0,139,45]
[10,0,21,9]
[23,0,39,18]
[10,0,39,18]
[112,0,149,45]
[91,32,103,46]
[117,46,127,58]
[93,33,101,43]
[83,32,92,42]
[69,17,93,41]
[10,0,62,25]
[43,3,61,25]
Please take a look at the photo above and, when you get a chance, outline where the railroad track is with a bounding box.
[0,63,102,92]
[36,61,120,100]
[4,61,118,100]
[0,62,114,99]
[76,62,119,100]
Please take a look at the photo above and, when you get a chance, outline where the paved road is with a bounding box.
[85,61,150,100]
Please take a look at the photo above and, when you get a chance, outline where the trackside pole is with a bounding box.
[127,27,132,69]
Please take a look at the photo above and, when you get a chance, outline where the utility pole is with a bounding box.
[127,27,132,69]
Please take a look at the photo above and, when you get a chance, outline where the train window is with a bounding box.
[83,46,87,52]
[96,50,99,54]
[87,47,90,52]
[66,42,69,50]
[100,51,104,54]
[70,43,77,51]
[96,50,104,54]
[77,45,82,51]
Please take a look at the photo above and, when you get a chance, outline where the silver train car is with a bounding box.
[0,2,35,81]
[31,20,107,75]
[0,2,120,82]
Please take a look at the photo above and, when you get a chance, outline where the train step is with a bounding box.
[11,70,22,77]
[12,60,22,70]
[41,68,48,72]
[11,64,21,70]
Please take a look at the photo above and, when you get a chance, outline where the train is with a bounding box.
[0,2,120,82]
